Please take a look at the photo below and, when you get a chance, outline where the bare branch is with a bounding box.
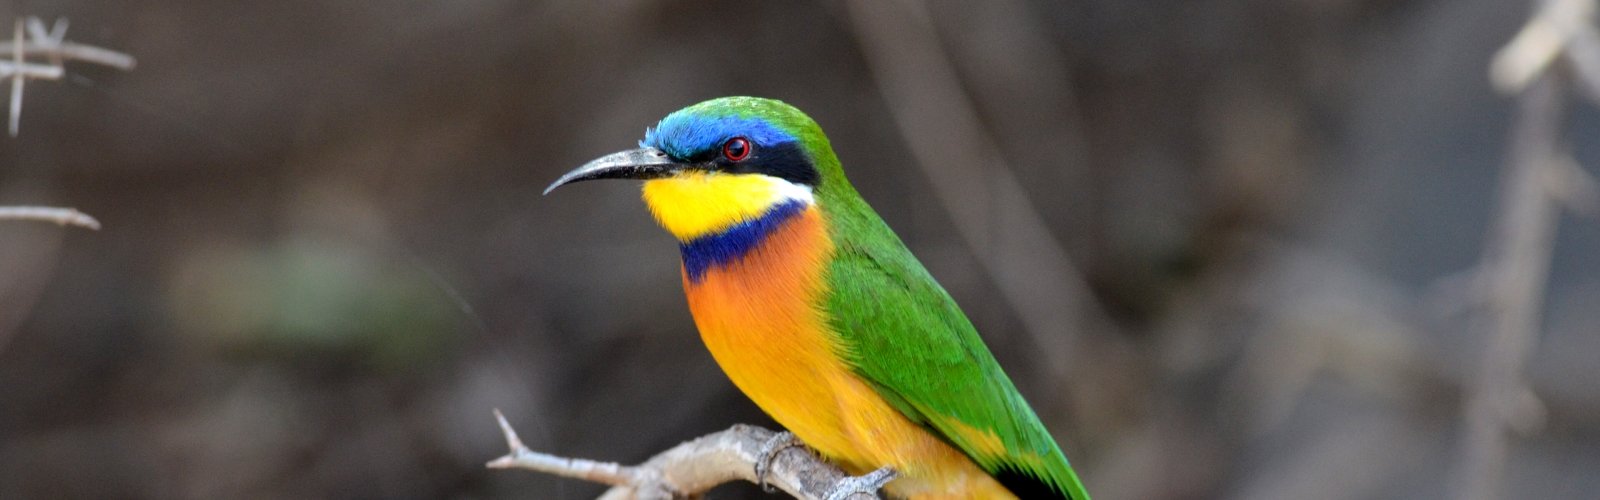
[10,19,23,137]
[1452,78,1564,500]
[0,40,136,71]
[1452,1,1599,497]
[1,16,136,137]
[0,206,101,230]
[488,410,889,499]
[1491,0,1596,93]
[487,410,643,488]
[0,16,132,71]
[0,60,66,79]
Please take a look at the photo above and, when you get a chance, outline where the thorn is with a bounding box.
[24,17,50,44]
[486,409,526,470]
[1546,154,1600,216]
[1507,384,1548,436]
[493,408,526,453]
[48,17,69,43]
[63,209,100,230]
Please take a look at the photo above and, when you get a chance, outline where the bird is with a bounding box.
[544,96,1090,499]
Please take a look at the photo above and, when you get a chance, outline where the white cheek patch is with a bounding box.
[766,176,816,206]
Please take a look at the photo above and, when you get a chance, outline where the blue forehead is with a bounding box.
[640,113,795,160]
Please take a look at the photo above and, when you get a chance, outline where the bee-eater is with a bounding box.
[545,97,1089,499]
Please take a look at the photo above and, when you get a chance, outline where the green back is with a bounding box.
[817,179,1089,500]
[792,105,1087,499]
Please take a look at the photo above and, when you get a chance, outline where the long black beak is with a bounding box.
[544,147,689,195]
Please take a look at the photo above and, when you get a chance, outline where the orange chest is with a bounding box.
[679,207,861,456]
[676,206,1015,498]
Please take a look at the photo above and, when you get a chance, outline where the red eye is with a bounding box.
[722,137,752,162]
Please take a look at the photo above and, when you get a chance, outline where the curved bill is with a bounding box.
[544,147,687,195]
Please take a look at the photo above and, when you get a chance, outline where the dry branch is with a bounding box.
[1452,1,1600,499]
[0,16,122,230]
[0,206,100,230]
[1491,0,1600,99]
[0,18,137,70]
[1,16,136,136]
[487,410,894,499]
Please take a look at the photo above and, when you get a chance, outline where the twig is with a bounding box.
[487,410,888,499]
[1451,1,1599,498]
[9,19,24,136]
[1,16,136,136]
[1453,73,1564,500]
[0,205,100,229]
[0,19,135,71]
[1492,0,1588,92]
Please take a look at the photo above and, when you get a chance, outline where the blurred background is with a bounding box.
[1,0,1597,498]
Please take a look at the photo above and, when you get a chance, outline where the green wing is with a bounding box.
[820,207,1090,500]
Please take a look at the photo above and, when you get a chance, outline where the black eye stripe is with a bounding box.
[720,140,820,187]
[672,139,817,187]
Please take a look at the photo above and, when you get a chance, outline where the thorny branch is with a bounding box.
[0,16,123,230]
[0,16,136,137]
[487,410,894,499]
[1452,1,1600,500]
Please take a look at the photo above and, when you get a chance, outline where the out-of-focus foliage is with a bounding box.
[0,0,1597,499]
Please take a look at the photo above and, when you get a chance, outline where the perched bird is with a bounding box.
[545,97,1089,500]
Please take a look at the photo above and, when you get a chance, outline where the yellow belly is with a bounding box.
[680,207,1013,499]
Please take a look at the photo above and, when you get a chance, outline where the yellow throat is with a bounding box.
[641,171,815,241]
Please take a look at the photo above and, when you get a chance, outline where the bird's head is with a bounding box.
[545,97,843,242]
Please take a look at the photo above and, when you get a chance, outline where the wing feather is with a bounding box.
[821,233,1089,500]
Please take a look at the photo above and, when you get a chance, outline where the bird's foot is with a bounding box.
[823,466,897,500]
[754,431,804,492]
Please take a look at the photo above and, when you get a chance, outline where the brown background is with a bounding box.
[1,0,1598,498]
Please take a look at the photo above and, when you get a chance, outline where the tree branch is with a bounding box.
[1451,1,1599,499]
[0,206,100,230]
[1,16,136,136]
[487,410,889,499]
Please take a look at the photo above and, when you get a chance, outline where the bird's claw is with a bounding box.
[755,431,804,493]
[823,466,897,500]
